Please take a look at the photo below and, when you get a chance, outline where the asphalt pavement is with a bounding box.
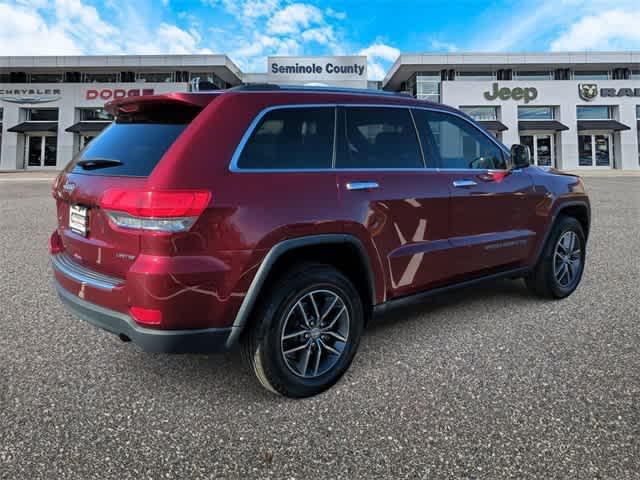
[1,177,638,479]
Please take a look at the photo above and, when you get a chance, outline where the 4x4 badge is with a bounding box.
[62,181,76,194]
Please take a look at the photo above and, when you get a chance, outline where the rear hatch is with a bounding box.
[53,96,209,278]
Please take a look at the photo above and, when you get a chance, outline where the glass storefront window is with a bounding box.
[190,72,225,89]
[579,134,612,167]
[460,106,498,121]
[515,71,554,80]
[409,72,440,103]
[455,71,496,81]
[27,108,59,121]
[631,71,640,80]
[136,72,175,83]
[636,105,640,118]
[26,136,57,168]
[29,73,63,83]
[574,70,610,80]
[83,72,119,83]
[79,108,114,121]
[518,106,556,120]
[576,106,612,120]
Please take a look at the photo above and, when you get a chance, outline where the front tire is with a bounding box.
[242,263,364,398]
[526,215,586,299]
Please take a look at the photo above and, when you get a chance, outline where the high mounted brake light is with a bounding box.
[100,189,211,233]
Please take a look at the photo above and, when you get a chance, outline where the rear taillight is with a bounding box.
[130,306,162,326]
[49,230,64,254]
[100,189,211,233]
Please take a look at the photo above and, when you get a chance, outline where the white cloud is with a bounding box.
[267,3,323,35]
[358,42,400,81]
[243,0,280,19]
[301,26,335,45]
[430,40,458,52]
[359,43,400,62]
[551,9,640,50]
[0,3,82,55]
[325,7,346,20]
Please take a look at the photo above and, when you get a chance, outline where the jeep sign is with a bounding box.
[484,83,538,103]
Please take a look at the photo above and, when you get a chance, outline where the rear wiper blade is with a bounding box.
[77,158,123,170]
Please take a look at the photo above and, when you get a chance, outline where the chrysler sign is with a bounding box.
[0,88,62,104]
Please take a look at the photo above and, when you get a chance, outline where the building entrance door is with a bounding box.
[520,133,555,167]
[26,135,57,168]
[578,133,612,168]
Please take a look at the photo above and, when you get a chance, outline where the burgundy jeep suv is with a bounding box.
[50,85,590,397]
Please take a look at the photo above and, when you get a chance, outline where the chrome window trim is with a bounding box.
[228,103,509,173]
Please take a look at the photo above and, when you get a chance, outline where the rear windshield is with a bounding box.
[67,103,200,177]
[69,123,187,176]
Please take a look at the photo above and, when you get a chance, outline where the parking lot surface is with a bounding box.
[1,177,638,479]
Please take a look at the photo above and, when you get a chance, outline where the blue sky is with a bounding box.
[2,0,640,79]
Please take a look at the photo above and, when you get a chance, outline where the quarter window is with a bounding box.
[337,107,424,169]
[237,107,335,169]
[414,110,506,170]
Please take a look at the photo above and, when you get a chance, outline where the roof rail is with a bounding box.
[230,83,410,97]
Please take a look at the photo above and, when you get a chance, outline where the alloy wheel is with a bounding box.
[553,230,582,288]
[280,289,350,378]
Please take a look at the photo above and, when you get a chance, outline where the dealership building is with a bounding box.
[1,51,639,171]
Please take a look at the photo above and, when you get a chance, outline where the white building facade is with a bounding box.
[1,51,639,171]
[0,55,242,171]
[383,52,640,170]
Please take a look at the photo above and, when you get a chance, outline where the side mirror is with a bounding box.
[510,144,531,169]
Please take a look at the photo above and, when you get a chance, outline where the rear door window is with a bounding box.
[237,107,335,169]
[336,107,424,169]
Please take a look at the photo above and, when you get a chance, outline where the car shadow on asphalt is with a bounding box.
[367,277,533,334]
[115,278,535,401]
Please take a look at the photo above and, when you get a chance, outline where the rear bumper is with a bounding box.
[54,279,233,353]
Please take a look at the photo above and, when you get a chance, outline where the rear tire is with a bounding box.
[241,263,364,398]
[526,215,586,299]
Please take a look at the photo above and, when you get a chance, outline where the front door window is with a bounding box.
[26,135,57,168]
[578,134,612,167]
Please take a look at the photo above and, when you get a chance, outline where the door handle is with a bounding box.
[346,181,380,191]
[452,179,478,188]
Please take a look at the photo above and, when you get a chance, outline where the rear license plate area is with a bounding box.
[69,204,89,236]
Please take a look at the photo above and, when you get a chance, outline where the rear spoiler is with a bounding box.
[105,92,220,116]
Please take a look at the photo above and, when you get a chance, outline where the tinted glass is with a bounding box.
[415,110,506,170]
[237,107,334,169]
[80,108,114,121]
[518,106,555,119]
[337,107,423,169]
[69,123,187,176]
[460,106,498,121]
[574,71,609,80]
[28,108,58,121]
[577,106,611,120]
